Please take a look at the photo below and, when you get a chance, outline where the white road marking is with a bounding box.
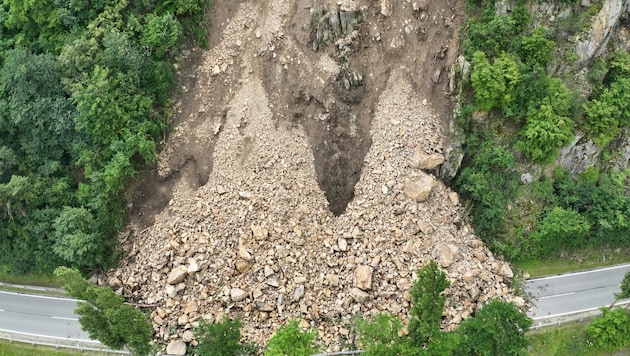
[532,299,630,321]
[539,292,575,300]
[52,316,79,321]
[528,263,630,282]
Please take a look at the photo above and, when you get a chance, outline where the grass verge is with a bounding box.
[0,340,105,356]
[527,319,630,356]
[514,247,630,278]
[0,269,63,288]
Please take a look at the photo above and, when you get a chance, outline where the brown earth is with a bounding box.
[115,0,521,352]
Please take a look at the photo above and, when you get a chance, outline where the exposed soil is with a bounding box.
[115,0,520,352]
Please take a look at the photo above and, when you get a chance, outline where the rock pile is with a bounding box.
[110,0,521,353]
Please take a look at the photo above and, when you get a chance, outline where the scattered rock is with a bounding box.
[404,173,436,202]
[498,262,514,279]
[187,258,199,274]
[167,266,188,285]
[166,340,186,356]
[350,287,370,303]
[231,288,247,302]
[165,284,177,298]
[380,0,392,16]
[338,237,348,251]
[355,265,374,291]
[182,330,195,343]
[448,192,459,205]
[431,69,441,83]
[293,285,305,302]
[432,244,460,268]
[236,259,252,273]
[409,151,446,170]
[184,300,198,314]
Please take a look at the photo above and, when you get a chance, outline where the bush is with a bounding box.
[193,318,258,356]
[265,319,318,356]
[515,78,575,163]
[470,51,521,112]
[586,308,630,351]
[457,300,532,356]
[528,207,591,257]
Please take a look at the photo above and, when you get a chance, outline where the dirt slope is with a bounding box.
[114,0,520,351]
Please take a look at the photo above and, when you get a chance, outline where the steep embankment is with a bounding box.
[112,0,520,351]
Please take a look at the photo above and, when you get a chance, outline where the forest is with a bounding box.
[0,0,212,274]
[453,0,630,263]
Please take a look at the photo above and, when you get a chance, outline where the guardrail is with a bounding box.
[0,334,130,354]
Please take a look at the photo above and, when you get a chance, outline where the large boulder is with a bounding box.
[166,340,186,356]
[409,151,445,170]
[404,173,436,202]
[354,265,374,291]
[167,266,188,285]
[432,244,460,268]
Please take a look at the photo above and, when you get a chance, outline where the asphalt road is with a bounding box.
[0,290,94,342]
[526,263,630,322]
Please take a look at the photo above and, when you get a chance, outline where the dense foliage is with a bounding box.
[264,319,319,356]
[585,307,630,351]
[54,267,152,355]
[455,0,630,262]
[193,318,259,356]
[0,0,212,274]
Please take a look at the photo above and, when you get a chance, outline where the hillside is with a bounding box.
[111,0,521,352]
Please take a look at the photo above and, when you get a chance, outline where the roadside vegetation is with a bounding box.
[0,0,213,276]
[0,340,109,356]
[455,0,630,266]
[456,0,630,355]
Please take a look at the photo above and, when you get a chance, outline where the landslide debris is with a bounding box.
[113,0,522,352]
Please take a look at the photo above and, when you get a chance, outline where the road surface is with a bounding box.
[526,263,630,324]
[0,290,94,342]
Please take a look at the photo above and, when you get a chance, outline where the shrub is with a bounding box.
[265,319,318,356]
[586,307,630,351]
[457,300,532,356]
[193,318,260,356]
[515,78,575,163]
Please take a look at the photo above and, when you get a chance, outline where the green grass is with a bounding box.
[0,340,104,356]
[0,268,63,288]
[527,319,630,356]
[514,247,630,278]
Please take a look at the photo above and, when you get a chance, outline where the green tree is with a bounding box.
[141,13,182,59]
[356,314,414,356]
[409,260,450,347]
[528,207,590,257]
[265,319,318,356]
[54,267,152,356]
[456,300,532,356]
[586,307,630,351]
[519,27,554,67]
[516,78,575,163]
[52,206,108,268]
[194,318,259,356]
[470,51,521,112]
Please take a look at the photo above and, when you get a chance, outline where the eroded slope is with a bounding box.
[113,0,521,351]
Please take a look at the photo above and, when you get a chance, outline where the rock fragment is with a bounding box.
[355,265,374,291]
[404,173,436,202]
[167,266,188,285]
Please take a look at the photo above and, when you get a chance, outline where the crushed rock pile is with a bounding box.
[109,0,523,353]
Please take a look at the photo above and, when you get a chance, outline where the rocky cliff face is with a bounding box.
[111,0,521,353]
